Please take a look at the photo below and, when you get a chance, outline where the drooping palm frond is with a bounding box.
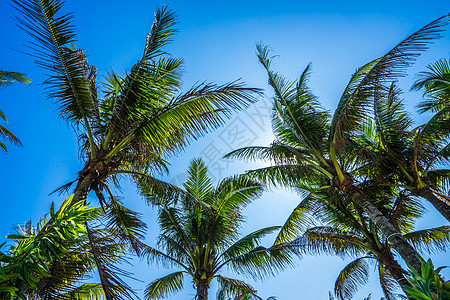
[330,15,449,152]
[104,195,147,254]
[243,164,323,190]
[224,142,311,165]
[138,174,189,206]
[0,122,23,153]
[84,226,135,300]
[427,169,450,192]
[273,193,320,245]
[227,243,299,281]
[144,271,185,300]
[378,264,402,300]
[0,70,31,87]
[334,257,372,300]
[0,70,29,153]
[12,0,97,128]
[295,226,368,258]
[216,275,261,300]
[403,226,450,254]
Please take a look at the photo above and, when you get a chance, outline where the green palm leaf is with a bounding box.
[216,275,261,300]
[334,257,371,300]
[403,226,450,254]
[144,271,184,300]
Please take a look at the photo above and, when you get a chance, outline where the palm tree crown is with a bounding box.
[226,15,450,273]
[140,158,295,300]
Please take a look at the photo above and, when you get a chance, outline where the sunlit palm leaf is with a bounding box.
[403,226,450,254]
[144,271,184,300]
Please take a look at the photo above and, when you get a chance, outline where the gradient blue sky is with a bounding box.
[1,0,450,299]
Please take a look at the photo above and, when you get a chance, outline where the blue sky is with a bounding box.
[1,0,450,299]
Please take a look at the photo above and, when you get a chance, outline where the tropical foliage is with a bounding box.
[226,15,450,273]
[404,258,450,300]
[11,0,260,297]
[0,70,30,153]
[0,197,108,299]
[292,189,450,299]
[140,158,296,300]
[1,2,449,300]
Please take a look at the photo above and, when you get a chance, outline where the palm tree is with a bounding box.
[139,159,296,300]
[226,16,450,272]
[0,70,30,153]
[400,58,450,222]
[13,1,260,296]
[291,189,450,299]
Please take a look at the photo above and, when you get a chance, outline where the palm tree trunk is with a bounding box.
[70,172,97,206]
[196,280,209,300]
[346,186,423,272]
[417,187,450,223]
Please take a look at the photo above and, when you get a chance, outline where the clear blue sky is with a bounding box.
[1,0,450,299]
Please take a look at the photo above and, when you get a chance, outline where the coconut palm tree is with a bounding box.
[401,58,450,222]
[139,158,296,300]
[12,1,260,296]
[0,70,30,153]
[226,16,450,272]
[12,0,260,205]
[291,188,450,300]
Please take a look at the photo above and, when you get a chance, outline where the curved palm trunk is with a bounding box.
[417,188,450,223]
[196,280,209,300]
[346,186,423,272]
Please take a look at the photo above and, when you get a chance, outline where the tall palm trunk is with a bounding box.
[417,188,450,223]
[196,280,209,300]
[345,186,423,272]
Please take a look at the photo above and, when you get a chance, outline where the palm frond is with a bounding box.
[403,226,450,254]
[85,226,135,300]
[295,226,368,258]
[183,158,212,201]
[378,265,402,300]
[0,124,23,153]
[412,58,450,113]
[0,70,31,87]
[104,196,147,254]
[13,0,97,127]
[273,193,319,245]
[216,275,261,300]
[221,226,281,262]
[54,283,105,300]
[330,15,449,151]
[142,6,177,60]
[224,142,311,165]
[144,271,184,300]
[334,257,371,300]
